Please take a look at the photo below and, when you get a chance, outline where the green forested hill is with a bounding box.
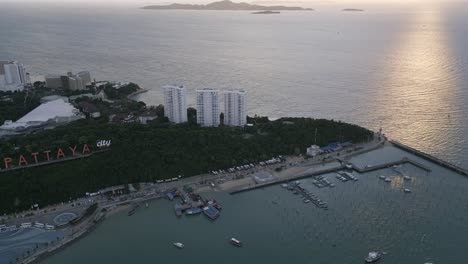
[0,117,372,214]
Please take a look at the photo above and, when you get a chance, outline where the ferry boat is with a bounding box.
[185,207,202,215]
[174,203,183,216]
[230,238,242,247]
[203,206,220,220]
[173,242,184,249]
[364,251,382,263]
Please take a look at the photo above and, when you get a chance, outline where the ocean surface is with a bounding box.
[0,3,467,167]
[1,3,468,263]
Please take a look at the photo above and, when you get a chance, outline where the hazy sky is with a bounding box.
[0,0,464,8]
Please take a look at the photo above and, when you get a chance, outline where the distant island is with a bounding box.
[343,8,364,12]
[142,0,313,11]
[252,10,280,14]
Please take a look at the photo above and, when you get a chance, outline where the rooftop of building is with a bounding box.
[0,98,82,130]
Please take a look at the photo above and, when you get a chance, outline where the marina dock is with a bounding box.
[230,157,433,194]
[390,140,468,176]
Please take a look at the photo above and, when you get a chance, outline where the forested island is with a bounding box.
[142,0,313,11]
[0,116,372,213]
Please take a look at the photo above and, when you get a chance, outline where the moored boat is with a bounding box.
[185,207,202,215]
[230,238,242,247]
[364,251,382,263]
[203,206,220,220]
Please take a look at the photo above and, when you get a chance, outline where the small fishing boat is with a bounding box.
[173,242,184,249]
[364,251,382,263]
[230,238,242,247]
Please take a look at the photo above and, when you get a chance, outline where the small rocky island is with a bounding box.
[142,0,313,11]
[343,8,364,12]
[252,10,280,14]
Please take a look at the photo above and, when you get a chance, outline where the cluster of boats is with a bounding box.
[174,198,222,220]
[336,171,358,182]
[312,176,335,188]
[378,175,412,193]
[282,181,328,210]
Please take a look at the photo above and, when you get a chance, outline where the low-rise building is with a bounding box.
[78,101,101,119]
[0,98,84,134]
[306,145,323,157]
[45,71,91,90]
[138,110,158,124]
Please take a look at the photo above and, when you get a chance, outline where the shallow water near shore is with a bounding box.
[41,146,468,264]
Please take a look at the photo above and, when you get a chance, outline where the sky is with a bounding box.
[0,0,464,8]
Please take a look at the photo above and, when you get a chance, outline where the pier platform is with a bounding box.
[390,140,468,176]
[230,157,432,194]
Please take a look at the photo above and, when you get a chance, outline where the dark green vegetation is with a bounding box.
[0,117,372,214]
[0,90,41,125]
[101,82,139,100]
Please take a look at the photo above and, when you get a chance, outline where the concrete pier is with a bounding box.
[390,140,468,176]
[230,157,432,194]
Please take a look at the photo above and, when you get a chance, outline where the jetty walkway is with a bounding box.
[390,140,468,176]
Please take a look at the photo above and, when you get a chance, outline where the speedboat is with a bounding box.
[404,188,412,193]
[384,177,392,183]
[365,251,382,263]
[173,242,184,249]
[379,175,386,180]
[403,175,411,180]
[230,238,242,247]
[281,183,288,188]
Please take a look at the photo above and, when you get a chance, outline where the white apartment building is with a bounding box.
[196,88,220,127]
[224,89,246,127]
[163,85,187,123]
[0,61,27,91]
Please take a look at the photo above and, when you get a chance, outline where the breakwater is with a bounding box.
[390,140,468,176]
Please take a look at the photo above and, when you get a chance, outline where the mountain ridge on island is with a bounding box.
[141,0,313,11]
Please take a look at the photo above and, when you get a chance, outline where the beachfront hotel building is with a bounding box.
[196,88,220,127]
[163,85,188,123]
[45,71,91,90]
[0,61,27,91]
[224,89,247,127]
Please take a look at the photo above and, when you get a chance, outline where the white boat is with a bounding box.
[173,242,184,249]
[384,177,392,183]
[379,175,386,180]
[230,238,242,247]
[404,188,412,193]
[365,251,382,263]
[403,175,411,180]
[281,184,288,188]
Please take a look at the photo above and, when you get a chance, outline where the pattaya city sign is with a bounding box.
[1,140,111,171]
